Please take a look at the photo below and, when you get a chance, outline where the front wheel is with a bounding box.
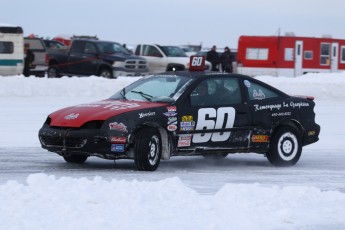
[98,68,113,78]
[134,127,161,171]
[63,154,88,164]
[267,126,302,166]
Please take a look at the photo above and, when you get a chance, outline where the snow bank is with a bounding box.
[1,174,345,230]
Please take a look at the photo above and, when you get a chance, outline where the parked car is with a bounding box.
[134,44,211,73]
[24,37,48,77]
[38,56,320,171]
[47,38,149,78]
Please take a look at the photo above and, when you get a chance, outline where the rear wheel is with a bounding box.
[267,126,302,166]
[63,154,88,164]
[134,127,161,171]
[47,66,61,78]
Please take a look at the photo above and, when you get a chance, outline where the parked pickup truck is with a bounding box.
[47,38,149,78]
[134,44,211,74]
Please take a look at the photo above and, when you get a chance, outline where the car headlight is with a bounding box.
[112,61,124,67]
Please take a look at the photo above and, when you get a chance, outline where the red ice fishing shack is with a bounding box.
[236,33,345,77]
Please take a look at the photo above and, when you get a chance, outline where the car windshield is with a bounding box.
[160,46,187,57]
[110,75,193,102]
[97,42,130,54]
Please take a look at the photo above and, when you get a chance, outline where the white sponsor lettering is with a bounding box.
[139,111,155,118]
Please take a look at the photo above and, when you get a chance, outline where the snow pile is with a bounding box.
[1,174,345,230]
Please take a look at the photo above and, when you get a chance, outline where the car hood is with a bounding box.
[49,99,167,127]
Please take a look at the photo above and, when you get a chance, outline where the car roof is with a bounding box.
[153,70,288,96]
[156,70,249,79]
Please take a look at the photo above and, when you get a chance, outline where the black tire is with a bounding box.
[63,154,88,164]
[47,66,61,78]
[267,126,302,166]
[202,153,228,159]
[98,67,113,78]
[134,127,161,171]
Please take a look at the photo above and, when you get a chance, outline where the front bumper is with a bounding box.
[38,126,128,159]
[113,69,149,77]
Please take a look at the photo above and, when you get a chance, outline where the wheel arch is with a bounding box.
[273,119,304,138]
[131,122,171,160]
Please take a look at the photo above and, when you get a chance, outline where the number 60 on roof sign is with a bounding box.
[189,56,206,71]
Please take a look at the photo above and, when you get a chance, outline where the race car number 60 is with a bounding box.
[193,107,236,143]
[191,57,203,66]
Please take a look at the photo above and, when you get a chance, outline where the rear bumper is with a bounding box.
[303,123,321,146]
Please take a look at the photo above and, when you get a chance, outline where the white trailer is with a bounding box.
[0,23,24,76]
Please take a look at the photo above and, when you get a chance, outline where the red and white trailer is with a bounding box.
[236,34,345,77]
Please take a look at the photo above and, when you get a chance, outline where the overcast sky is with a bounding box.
[2,0,344,49]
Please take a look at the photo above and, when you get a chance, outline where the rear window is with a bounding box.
[0,42,13,53]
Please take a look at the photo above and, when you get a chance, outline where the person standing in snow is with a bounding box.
[206,45,220,71]
[220,46,233,73]
[23,43,35,77]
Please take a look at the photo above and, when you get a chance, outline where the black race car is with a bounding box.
[38,56,320,171]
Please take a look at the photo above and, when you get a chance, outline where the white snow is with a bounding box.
[1,72,345,229]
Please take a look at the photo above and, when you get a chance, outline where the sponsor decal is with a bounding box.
[251,135,269,143]
[139,111,155,118]
[167,106,177,112]
[244,80,251,88]
[289,101,310,108]
[110,136,127,143]
[254,101,310,112]
[111,144,125,152]
[77,101,140,111]
[167,124,177,131]
[272,112,291,117]
[109,122,128,132]
[163,106,177,117]
[308,130,316,136]
[64,113,79,120]
[182,115,193,122]
[177,135,192,147]
[253,89,265,100]
[180,121,195,131]
[168,117,177,125]
[254,104,282,111]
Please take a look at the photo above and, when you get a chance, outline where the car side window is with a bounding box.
[190,78,241,107]
[144,45,161,57]
[70,41,85,54]
[84,42,97,54]
[244,80,279,101]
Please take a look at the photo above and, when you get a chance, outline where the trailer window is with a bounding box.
[304,51,313,60]
[320,43,330,65]
[284,48,294,61]
[245,48,268,60]
[0,42,14,54]
[341,46,345,63]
